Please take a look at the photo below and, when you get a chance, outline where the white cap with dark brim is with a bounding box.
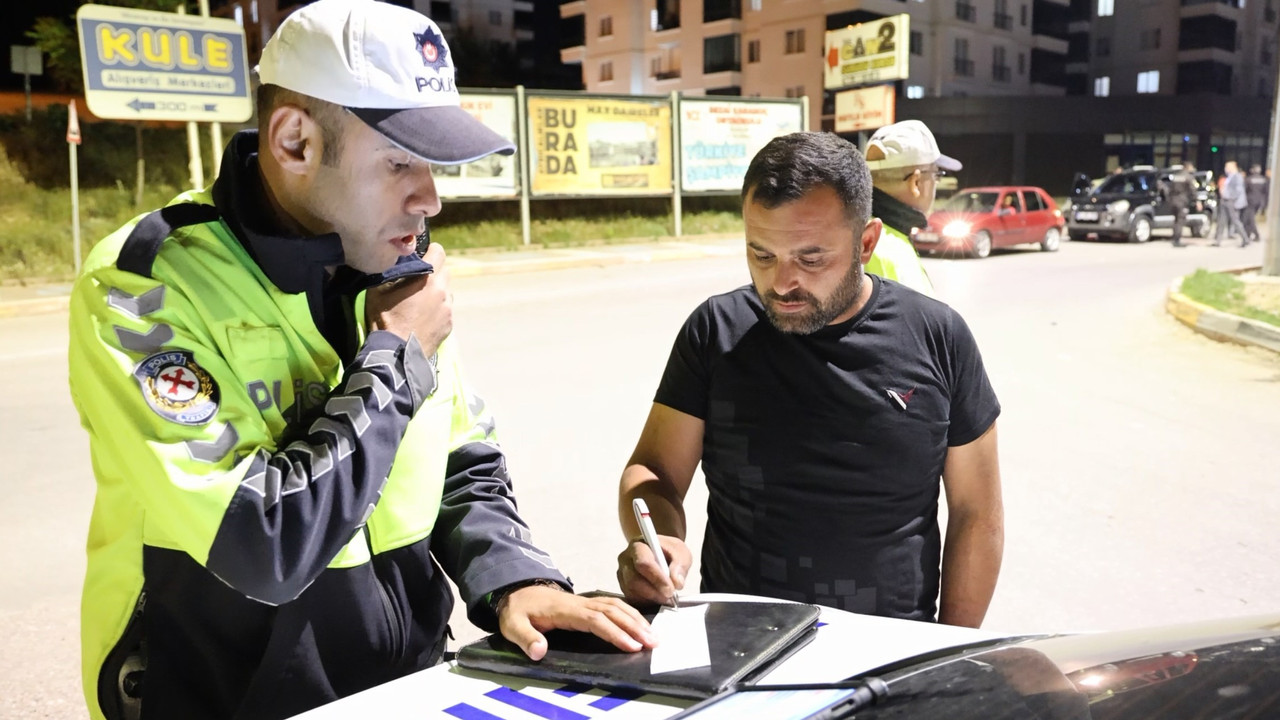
[864,119,962,173]
[255,0,515,165]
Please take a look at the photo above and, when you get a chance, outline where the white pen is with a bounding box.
[631,498,680,607]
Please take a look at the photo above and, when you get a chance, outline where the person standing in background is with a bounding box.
[863,120,963,296]
[1244,163,1269,243]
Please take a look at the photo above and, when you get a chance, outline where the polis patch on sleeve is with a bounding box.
[134,350,219,425]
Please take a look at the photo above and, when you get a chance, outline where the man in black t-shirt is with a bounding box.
[615,132,1004,626]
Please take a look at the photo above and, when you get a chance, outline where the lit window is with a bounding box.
[1137,70,1159,93]
[907,85,925,99]
[233,5,244,26]
[1094,76,1110,96]
[1098,0,1114,16]
[251,0,258,24]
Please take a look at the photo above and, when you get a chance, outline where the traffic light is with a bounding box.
[1211,145,1219,153]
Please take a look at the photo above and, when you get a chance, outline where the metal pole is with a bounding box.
[1264,62,1280,276]
[24,72,32,122]
[671,90,682,238]
[198,0,224,175]
[70,141,82,276]
[178,5,205,190]
[517,85,532,246]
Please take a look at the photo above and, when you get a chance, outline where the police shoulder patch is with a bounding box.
[134,350,220,426]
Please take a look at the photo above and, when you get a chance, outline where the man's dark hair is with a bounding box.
[741,132,872,228]
[256,84,345,167]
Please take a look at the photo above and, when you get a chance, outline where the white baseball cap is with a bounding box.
[864,120,962,172]
[255,0,514,165]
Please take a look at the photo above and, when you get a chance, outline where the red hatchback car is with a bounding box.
[911,186,1065,259]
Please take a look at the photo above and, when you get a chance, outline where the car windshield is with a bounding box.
[940,192,1000,213]
[1096,173,1153,194]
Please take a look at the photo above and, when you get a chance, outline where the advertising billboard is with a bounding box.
[823,14,910,91]
[834,85,896,134]
[527,95,673,197]
[679,99,804,193]
[76,4,251,123]
[432,92,519,199]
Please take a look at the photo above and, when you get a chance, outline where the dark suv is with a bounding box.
[1067,167,1210,242]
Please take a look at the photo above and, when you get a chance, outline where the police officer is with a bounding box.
[1161,163,1195,248]
[68,2,653,719]
[864,120,963,294]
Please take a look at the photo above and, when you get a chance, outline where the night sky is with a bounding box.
[2,0,82,91]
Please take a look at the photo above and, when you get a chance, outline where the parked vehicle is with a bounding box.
[1067,167,1210,243]
[911,186,1065,259]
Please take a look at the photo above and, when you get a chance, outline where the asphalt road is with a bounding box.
[2,236,1278,718]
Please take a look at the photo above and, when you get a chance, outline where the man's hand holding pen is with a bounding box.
[617,498,693,607]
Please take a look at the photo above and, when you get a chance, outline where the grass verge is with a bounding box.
[0,146,744,283]
[1181,269,1280,328]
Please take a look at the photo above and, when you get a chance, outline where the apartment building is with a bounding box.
[559,0,1276,193]
[559,0,1072,117]
[1058,0,1278,173]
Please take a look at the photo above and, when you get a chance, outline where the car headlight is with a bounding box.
[1107,200,1130,214]
[942,220,972,238]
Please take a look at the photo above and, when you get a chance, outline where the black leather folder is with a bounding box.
[455,597,821,699]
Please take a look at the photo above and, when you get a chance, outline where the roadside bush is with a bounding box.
[0,107,209,189]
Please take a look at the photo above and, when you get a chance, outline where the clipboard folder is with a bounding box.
[455,597,821,699]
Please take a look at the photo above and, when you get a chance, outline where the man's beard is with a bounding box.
[760,258,864,335]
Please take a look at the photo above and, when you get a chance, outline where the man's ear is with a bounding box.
[859,218,883,263]
[907,169,923,198]
[264,105,320,176]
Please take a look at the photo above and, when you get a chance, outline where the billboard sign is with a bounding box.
[76,4,252,123]
[432,93,519,199]
[824,14,909,90]
[527,95,672,197]
[679,99,804,193]
[834,85,896,133]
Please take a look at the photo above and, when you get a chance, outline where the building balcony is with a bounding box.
[956,1,977,22]
[994,12,1013,29]
[1032,34,1069,54]
[559,1,584,18]
[992,64,1012,81]
[653,69,683,80]
[702,69,743,88]
[954,57,975,76]
[560,46,584,65]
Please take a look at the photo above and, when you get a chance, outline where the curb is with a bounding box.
[1166,267,1280,355]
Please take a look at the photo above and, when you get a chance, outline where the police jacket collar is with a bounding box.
[871,186,929,237]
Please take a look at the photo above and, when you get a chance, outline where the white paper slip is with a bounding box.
[649,603,711,674]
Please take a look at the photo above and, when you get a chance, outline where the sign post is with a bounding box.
[76,3,252,189]
[9,45,44,122]
[68,100,84,276]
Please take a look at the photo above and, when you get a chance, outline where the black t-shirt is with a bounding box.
[655,276,1000,621]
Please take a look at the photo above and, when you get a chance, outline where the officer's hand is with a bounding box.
[496,585,656,661]
[616,535,691,606]
[365,242,452,359]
